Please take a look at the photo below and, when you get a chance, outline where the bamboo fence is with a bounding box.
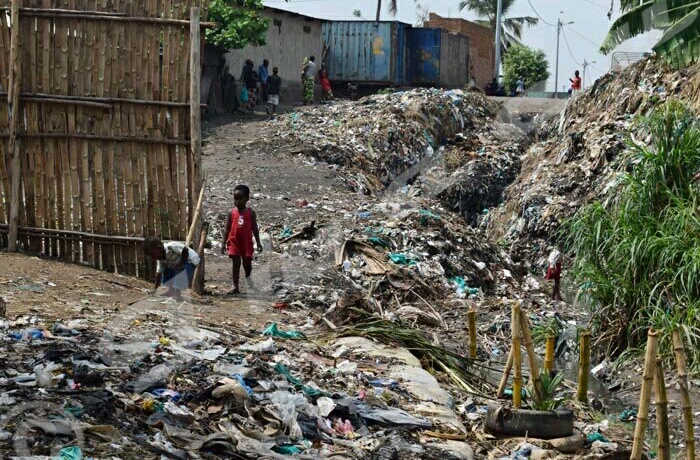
[0,0,209,279]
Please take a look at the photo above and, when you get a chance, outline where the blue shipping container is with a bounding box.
[410,28,441,85]
[323,21,409,85]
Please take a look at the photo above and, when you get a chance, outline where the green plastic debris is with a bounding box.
[64,405,84,418]
[451,276,479,296]
[586,432,608,444]
[418,209,440,220]
[54,446,82,460]
[273,445,302,455]
[274,363,326,397]
[263,323,306,340]
[388,253,417,266]
[368,236,389,248]
[280,226,294,238]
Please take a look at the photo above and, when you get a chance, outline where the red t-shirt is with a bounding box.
[227,207,255,258]
[572,76,582,90]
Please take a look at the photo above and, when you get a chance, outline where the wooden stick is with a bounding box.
[544,336,555,374]
[190,6,203,236]
[7,0,22,252]
[186,180,206,247]
[497,347,514,398]
[577,330,591,403]
[672,329,696,460]
[631,329,659,460]
[0,224,144,244]
[653,357,670,460]
[0,92,207,108]
[520,308,543,404]
[468,308,477,359]
[0,132,190,145]
[6,9,216,27]
[192,222,208,294]
[512,303,522,409]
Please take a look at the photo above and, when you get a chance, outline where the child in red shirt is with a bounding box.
[222,185,262,294]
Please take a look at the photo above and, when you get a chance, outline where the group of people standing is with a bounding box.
[240,55,333,113]
[241,59,282,117]
[301,56,334,105]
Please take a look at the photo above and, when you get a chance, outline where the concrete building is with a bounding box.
[424,13,495,89]
[223,7,323,103]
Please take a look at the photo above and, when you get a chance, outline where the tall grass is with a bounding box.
[563,101,700,373]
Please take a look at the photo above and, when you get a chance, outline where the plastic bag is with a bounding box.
[270,391,307,440]
[240,86,249,103]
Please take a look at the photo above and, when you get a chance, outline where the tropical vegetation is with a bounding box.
[502,43,550,92]
[206,0,269,50]
[564,101,700,372]
[601,0,700,68]
[459,0,538,53]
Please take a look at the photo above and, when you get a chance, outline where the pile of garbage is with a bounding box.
[272,88,497,194]
[486,58,700,267]
[0,304,484,459]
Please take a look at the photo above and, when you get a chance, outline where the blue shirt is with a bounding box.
[258,64,269,83]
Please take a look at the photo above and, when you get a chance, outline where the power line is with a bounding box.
[561,28,583,66]
[565,25,603,49]
[525,0,557,27]
[580,0,609,10]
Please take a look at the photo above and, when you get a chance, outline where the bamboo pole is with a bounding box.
[577,330,591,403]
[631,329,659,460]
[671,329,695,460]
[497,348,513,398]
[653,357,670,460]
[0,9,216,27]
[468,308,477,359]
[0,132,190,145]
[0,92,207,107]
[192,221,208,294]
[186,180,206,247]
[544,336,555,374]
[190,6,203,235]
[520,308,543,404]
[7,0,22,252]
[512,303,522,409]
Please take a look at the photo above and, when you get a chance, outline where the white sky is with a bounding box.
[263,0,662,91]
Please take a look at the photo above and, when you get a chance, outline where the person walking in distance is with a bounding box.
[302,56,316,105]
[222,185,262,295]
[546,248,562,301]
[258,59,270,103]
[267,67,282,118]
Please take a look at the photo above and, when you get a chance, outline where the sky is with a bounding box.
[262,0,662,91]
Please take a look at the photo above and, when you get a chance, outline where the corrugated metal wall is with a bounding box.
[410,28,441,85]
[323,22,396,84]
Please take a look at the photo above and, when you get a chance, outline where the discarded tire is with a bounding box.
[485,403,574,439]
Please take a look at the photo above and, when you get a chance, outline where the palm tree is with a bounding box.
[459,0,538,53]
[600,0,700,69]
[376,0,399,21]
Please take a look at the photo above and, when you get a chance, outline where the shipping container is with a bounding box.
[410,28,470,88]
[322,21,410,85]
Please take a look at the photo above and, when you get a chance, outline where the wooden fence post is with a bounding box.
[512,303,522,409]
[7,0,22,252]
[631,329,659,460]
[544,336,555,374]
[653,357,670,460]
[520,308,543,404]
[672,329,695,460]
[468,308,477,359]
[577,330,591,403]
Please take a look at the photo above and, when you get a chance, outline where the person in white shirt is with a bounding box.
[143,237,200,295]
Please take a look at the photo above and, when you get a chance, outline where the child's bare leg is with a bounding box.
[231,256,242,293]
[243,258,254,289]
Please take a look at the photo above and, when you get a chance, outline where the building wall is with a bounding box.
[223,9,323,103]
[425,13,494,89]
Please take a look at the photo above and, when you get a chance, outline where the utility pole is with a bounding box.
[553,16,574,99]
[582,59,596,88]
[495,0,503,80]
